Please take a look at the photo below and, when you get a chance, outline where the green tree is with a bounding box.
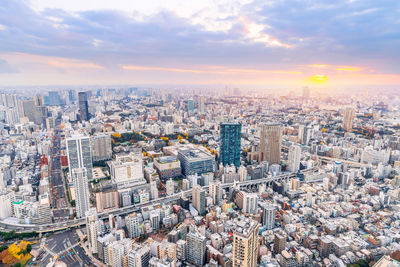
[26,243,32,253]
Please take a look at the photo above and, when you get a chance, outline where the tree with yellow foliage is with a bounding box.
[0,241,32,265]
[112,133,121,138]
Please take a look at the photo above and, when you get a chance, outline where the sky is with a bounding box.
[0,0,400,89]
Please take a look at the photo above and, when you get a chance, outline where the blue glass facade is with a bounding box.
[220,123,241,167]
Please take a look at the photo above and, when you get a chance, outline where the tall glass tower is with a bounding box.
[220,122,241,167]
[78,91,89,121]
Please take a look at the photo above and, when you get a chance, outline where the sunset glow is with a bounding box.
[0,0,398,89]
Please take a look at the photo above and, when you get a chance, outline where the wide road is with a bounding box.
[49,117,70,221]
[0,166,320,233]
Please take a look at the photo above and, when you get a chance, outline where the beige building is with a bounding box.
[109,153,146,188]
[259,124,282,165]
[232,220,259,267]
[96,188,119,212]
[342,107,355,131]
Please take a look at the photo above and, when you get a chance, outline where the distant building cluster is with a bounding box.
[0,88,399,266]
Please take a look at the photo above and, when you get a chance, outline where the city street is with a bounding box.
[49,118,71,221]
[37,230,92,267]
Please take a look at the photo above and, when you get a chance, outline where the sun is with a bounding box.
[307,75,328,84]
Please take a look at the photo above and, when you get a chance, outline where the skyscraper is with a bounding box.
[342,107,355,131]
[259,124,282,165]
[288,145,301,172]
[261,203,275,229]
[20,100,36,122]
[198,96,205,113]
[186,231,206,266]
[232,220,259,267]
[78,91,89,121]
[220,122,242,167]
[72,168,91,218]
[187,99,194,112]
[68,89,75,103]
[66,135,93,179]
[192,185,206,215]
[48,91,62,106]
[209,180,222,205]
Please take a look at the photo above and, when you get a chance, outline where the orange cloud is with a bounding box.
[0,52,103,70]
[48,59,103,69]
[309,64,330,68]
[336,67,360,71]
[121,64,301,75]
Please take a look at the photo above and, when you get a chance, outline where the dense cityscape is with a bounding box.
[1,0,400,266]
[0,88,399,267]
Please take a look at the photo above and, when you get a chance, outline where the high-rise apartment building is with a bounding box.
[186,231,206,266]
[192,185,206,215]
[166,179,174,196]
[95,188,119,212]
[128,246,151,267]
[298,125,312,145]
[91,134,112,162]
[261,203,275,229]
[259,124,282,164]
[78,91,89,121]
[288,145,301,172]
[220,122,242,168]
[86,208,100,254]
[342,107,355,131]
[150,210,160,232]
[126,212,140,238]
[242,192,258,215]
[67,135,93,179]
[72,168,91,218]
[232,220,259,267]
[198,96,205,113]
[274,233,287,255]
[150,181,158,200]
[209,180,222,205]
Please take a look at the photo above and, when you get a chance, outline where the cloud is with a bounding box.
[0,59,18,73]
[48,58,103,69]
[0,0,399,86]
[121,64,301,75]
[336,67,361,72]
